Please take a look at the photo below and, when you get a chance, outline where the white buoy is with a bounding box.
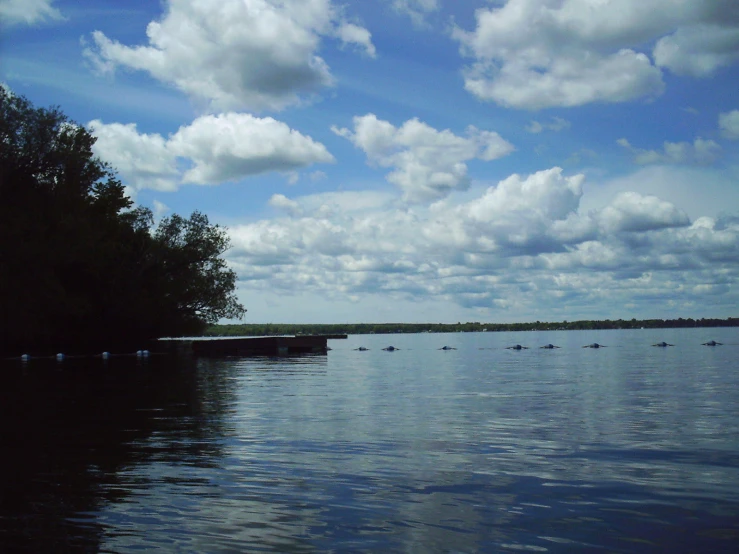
[56,353,64,361]
[20,354,30,362]
[142,349,150,357]
[136,350,143,357]
[102,352,110,360]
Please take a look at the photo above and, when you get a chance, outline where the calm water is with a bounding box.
[1,328,738,552]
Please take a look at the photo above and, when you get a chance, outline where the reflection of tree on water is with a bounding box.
[0,356,238,552]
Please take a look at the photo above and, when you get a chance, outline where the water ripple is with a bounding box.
[1,329,738,552]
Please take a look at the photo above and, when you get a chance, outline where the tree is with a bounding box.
[0,89,245,355]
[139,211,246,337]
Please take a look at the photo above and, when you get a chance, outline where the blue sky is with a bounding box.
[2,0,739,323]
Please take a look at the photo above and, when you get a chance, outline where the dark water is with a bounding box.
[1,328,738,553]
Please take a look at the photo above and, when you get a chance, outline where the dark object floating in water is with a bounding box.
[652,342,673,347]
[354,346,369,351]
[382,346,399,351]
[702,340,723,346]
[540,344,560,349]
[506,344,528,350]
[187,335,330,357]
[583,343,606,348]
[439,346,456,350]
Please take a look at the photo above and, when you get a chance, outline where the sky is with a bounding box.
[2,0,739,324]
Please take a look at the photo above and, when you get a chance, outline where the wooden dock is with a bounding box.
[178,335,345,357]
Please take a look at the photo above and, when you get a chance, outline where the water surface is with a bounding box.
[1,328,737,552]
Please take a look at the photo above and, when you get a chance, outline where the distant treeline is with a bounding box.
[206,317,739,337]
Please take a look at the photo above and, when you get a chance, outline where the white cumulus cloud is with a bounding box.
[332,114,514,202]
[88,120,180,192]
[599,192,690,233]
[526,117,571,133]
[0,0,61,26]
[452,0,739,110]
[168,113,335,184]
[654,23,739,77]
[424,167,587,256]
[225,167,739,319]
[390,0,440,27]
[83,0,375,112]
[89,113,334,192]
[719,109,739,139]
[335,22,376,57]
[269,194,303,216]
[617,137,722,165]
[152,199,170,220]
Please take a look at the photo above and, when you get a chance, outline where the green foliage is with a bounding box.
[147,212,246,335]
[0,89,245,354]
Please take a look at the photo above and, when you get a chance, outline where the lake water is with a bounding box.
[1,328,738,552]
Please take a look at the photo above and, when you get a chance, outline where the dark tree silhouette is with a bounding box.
[0,89,245,355]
